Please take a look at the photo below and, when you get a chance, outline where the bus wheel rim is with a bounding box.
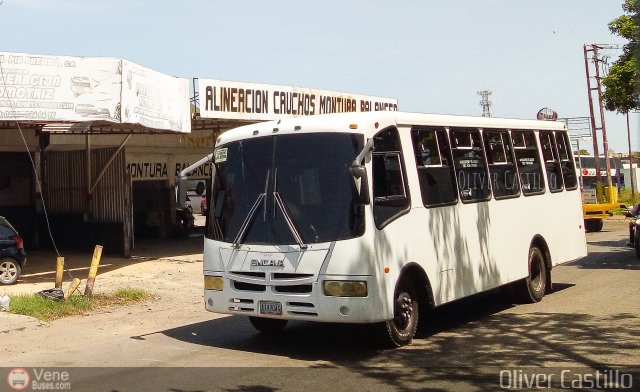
[531,254,543,292]
[393,292,413,331]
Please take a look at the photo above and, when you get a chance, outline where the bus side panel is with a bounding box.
[541,189,588,265]
[366,207,449,312]
[485,189,587,289]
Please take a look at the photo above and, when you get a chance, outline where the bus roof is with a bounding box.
[215,111,567,146]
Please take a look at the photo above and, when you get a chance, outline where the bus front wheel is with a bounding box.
[517,246,547,303]
[378,279,419,347]
[248,317,288,333]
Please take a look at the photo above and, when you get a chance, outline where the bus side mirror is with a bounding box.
[176,175,188,209]
[350,164,370,205]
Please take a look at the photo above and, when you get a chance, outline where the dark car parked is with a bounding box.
[0,216,26,285]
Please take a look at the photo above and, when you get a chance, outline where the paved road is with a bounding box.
[1,219,639,391]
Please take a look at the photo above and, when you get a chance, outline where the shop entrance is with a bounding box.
[0,152,35,246]
[132,180,171,239]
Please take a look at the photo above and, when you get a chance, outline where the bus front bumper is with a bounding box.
[203,275,389,324]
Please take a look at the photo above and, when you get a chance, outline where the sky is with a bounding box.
[0,0,637,153]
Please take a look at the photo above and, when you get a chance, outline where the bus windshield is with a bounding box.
[207,132,365,245]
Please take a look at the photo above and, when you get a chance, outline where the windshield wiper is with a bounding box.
[232,194,265,249]
[271,168,307,249]
[232,170,270,249]
[273,191,308,250]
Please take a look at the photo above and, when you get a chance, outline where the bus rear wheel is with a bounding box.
[517,246,547,303]
[248,317,288,333]
[378,279,419,347]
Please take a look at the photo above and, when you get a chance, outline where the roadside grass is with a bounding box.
[611,207,630,215]
[8,287,152,321]
[113,287,150,302]
[605,188,638,215]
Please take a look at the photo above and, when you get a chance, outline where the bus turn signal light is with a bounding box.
[204,276,224,291]
[323,280,367,297]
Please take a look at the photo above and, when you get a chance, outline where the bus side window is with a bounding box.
[555,131,579,190]
[450,128,491,202]
[372,126,411,229]
[512,130,545,195]
[483,130,520,199]
[410,127,458,207]
[539,131,564,192]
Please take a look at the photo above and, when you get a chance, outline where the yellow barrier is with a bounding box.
[604,186,618,204]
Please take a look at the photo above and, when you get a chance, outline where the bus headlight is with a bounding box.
[323,280,367,297]
[204,275,224,291]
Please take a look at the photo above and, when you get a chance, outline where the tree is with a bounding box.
[602,0,640,113]
[574,149,590,156]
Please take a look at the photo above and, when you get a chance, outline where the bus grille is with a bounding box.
[233,281,266,292]
[229,272,315,294]
[274,285,312,294]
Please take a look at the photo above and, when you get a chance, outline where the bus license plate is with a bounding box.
[259,301,282,315]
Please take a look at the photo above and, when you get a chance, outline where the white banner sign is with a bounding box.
[121,60,191,133]
[0,52,190,133]
[198,79,398,120]
[0,53,121,122]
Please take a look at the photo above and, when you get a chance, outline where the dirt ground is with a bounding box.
[0,234,205,303]
[0,233,214,367]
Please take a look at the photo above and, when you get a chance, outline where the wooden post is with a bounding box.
[55,256,65,288]
[84,245,103,297]
[65,278,81,299]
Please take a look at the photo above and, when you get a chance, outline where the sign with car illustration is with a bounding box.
[0,52,190,133]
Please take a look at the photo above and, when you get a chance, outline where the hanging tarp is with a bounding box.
[0,52,190,133]
[120,59,191,132]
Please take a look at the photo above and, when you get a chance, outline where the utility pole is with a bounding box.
[627,112,636,199]
[478,90,492,117]
[584,44,614,201]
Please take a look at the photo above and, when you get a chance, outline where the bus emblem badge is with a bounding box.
[251,259,285,267]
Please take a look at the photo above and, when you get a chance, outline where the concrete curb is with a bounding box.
[0,312,46,334]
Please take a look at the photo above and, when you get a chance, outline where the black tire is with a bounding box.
[516,246,547,303]
[0,257,21,285]
[248,317,288,333]
[585,219,603,233]
[635,239,640,258]
[378,279,419,348]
